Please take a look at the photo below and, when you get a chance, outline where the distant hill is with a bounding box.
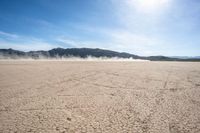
[170,56,200,59]
[0,48,200,61]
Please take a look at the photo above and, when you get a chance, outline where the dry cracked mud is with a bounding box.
[0,61,200,133]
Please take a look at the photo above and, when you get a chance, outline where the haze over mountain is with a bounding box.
[1,48,200,61]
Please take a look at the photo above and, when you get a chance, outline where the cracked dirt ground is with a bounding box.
[0,61,200,133]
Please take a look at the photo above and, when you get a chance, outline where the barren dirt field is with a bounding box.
[0,61,200,133]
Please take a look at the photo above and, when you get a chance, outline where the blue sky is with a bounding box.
[0,0,200,56]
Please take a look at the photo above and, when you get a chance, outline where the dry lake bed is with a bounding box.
[0,61,200,133]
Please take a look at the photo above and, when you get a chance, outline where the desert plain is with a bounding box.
[0,61,200,133]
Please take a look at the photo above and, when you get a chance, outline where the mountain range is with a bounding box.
[0,48,200,61]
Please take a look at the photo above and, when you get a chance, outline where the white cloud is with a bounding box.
[0,41,57,51]
[0,31,61,51]
[105,30,166,55]
[0,28,168,56]
[56,37,80,47]
[0,31,19,38]
[56,36,106,49]
[108,30,157,46]
[55,29,166,56]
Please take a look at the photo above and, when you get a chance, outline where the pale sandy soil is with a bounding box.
[0,61,200,133]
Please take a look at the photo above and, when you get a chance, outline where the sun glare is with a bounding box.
[128,0,171,14]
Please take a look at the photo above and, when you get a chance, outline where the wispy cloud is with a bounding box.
[0,31,61,51]
[0,27,179,56]
[0,40,58,51]
[0,0,199,56]
[55,29,166,55]
[0,31,19,38]
[56,36,106,49]
[106,30,165,55]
